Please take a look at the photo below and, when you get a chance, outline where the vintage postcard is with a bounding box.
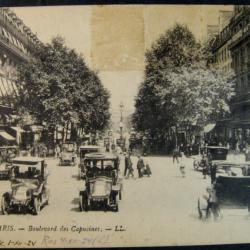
[0,4,249,248]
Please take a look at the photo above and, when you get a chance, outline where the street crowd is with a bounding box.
[123,152,152,179]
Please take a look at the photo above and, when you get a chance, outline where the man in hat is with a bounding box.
[137,155,145,178]
[124,152,130,177]
[173,147,179,164]
[210,164,217,184]
[126,153,134,179]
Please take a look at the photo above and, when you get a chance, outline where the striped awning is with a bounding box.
[0,131,15,141]
[0,75,17,97]
[204,123,216,133]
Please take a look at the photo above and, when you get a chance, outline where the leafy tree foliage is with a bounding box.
[133,24,235,146]
[15,36,110,139]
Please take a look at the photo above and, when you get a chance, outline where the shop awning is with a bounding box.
[0,131,15,141]
[0,76,18,97]
[11,127,25,133]
[204,123,216,133]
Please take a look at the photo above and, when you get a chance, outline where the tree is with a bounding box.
[15,36,110,143]
[133,24,235,150]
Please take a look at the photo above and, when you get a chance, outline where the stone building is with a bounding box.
[210,5,250,146]
[0,8,42,146]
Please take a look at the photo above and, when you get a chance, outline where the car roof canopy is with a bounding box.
[84,152,117,161]
[12,157,44,166]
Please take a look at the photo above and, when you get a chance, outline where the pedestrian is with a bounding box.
[201,154,208,179]
[42,145,47,158]
[137,155,145,178]
[124,152,130,177]
[72,149,77,165]
[172,147,179,164]
[105,143,110,152]
[126,153,134,179]
[210,164,217,184]
[236,141,240,153]
[206,185,221,220]
[179,164,186,177]
[55,144,61,158]
[198,190,210,220]
[179,143,184,159]
[144,159,152,177]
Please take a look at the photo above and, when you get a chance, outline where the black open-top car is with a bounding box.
[1,157,50,215]
[198,163,250,218]
[59,142,77,166]
[79,153,122,212]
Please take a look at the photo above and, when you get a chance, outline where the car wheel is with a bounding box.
[1,196,9,215]
[33,198,41,215]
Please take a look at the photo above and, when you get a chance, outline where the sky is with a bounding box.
[12,5,233,123]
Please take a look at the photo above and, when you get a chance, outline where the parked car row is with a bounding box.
[0,145,123,215]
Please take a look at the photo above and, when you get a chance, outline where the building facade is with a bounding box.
[211,5,250,147]
[0,8,42,146]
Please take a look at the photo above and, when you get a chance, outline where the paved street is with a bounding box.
[0,154,250,247]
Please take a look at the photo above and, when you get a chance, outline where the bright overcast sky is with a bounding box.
[12,5,233,122]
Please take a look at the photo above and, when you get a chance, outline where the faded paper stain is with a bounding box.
[91,6,145,71]
[144,5,233,48]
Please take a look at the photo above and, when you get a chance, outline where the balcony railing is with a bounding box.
[0,12,38,54]
[0,33,30,62]
[229,24,250,49]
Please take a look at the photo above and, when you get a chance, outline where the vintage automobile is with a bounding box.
[79,153,122,212]
[59,142,77,166]
[1,157,50,215]
[198,163,250,219]
[78,145,100,179]
[0,146,19,163]
[193,146,229,172]
[0,163,13,180]
[215,167,250,208]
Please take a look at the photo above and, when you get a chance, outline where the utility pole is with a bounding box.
[119,102,124,139]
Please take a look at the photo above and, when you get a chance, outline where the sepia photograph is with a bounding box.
[0,3,248,248]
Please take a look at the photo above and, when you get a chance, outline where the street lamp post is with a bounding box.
[119,102,124,139]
